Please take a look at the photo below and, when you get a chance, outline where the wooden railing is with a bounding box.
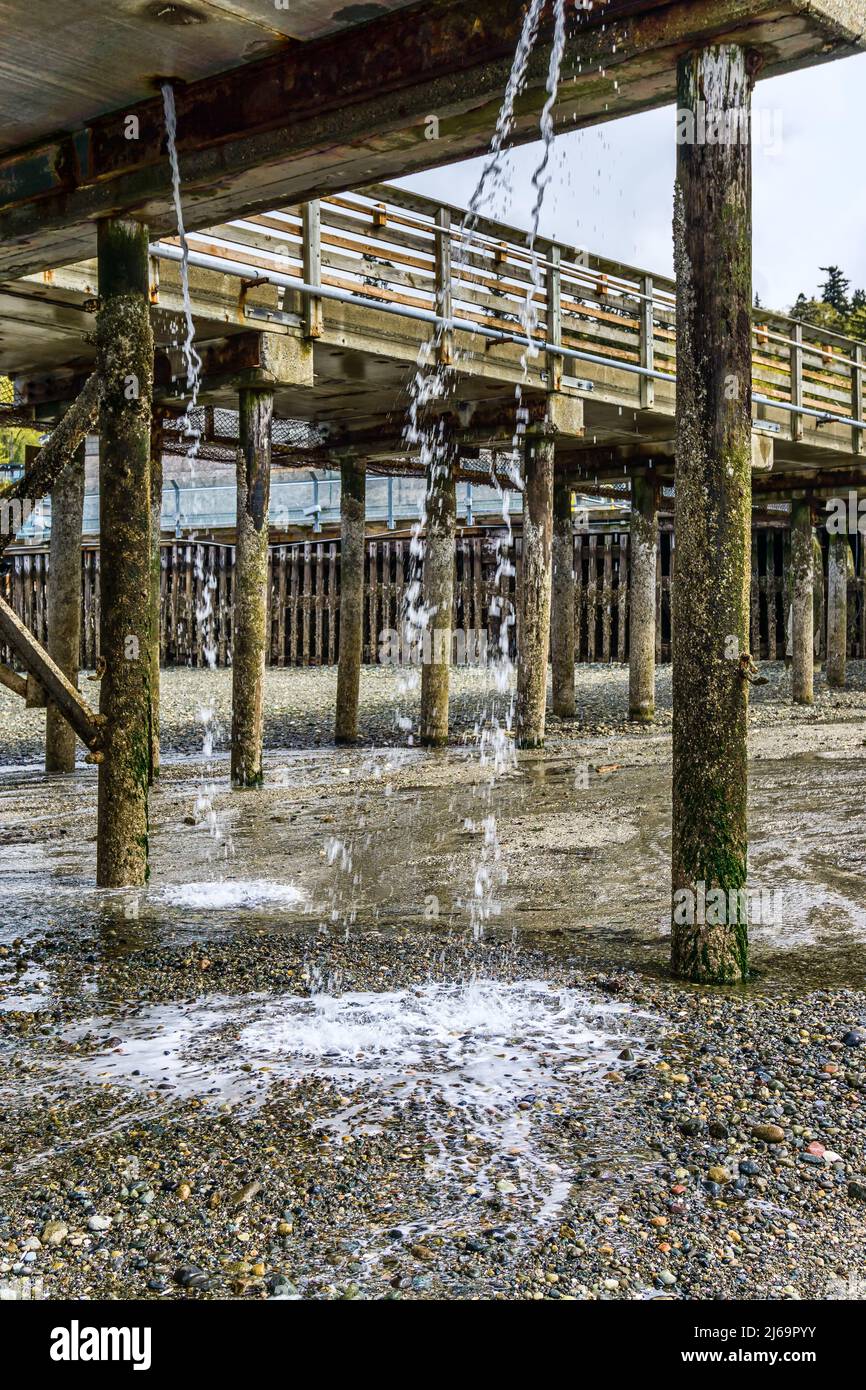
[155,183,865,448]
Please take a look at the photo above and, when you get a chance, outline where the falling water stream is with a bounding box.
[161,84,229,867]
[161,83,203,465]
[382,0,578,946]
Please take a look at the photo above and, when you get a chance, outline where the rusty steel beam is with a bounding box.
[0,0,862,278]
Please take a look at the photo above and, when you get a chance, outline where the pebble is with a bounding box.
[41,1221,69,1246]
[751,1123,785,1144]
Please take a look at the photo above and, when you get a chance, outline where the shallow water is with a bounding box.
[1,744,865,989]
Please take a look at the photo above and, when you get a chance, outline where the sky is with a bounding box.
[396,51,866,316]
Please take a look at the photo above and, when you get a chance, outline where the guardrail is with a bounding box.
[152,182,866,445]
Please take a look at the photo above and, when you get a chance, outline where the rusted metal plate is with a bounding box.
[0,0,862,279]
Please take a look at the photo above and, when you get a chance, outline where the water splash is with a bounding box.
[61,978,652,1227]
[161,88,228,853]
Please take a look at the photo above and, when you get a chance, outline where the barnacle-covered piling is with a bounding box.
[517,429,555,748]
[45,442,85,773]
[551,475,575,719]
[670,46,753,984]
[420,435,456,747]
[335,456,366,744]
[629,473,658,723]
[231,388,273,786]
[791,499,814,705]
[96,218,154,887]
[826,531,849,689]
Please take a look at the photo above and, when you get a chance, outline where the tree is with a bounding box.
[819,265,851,315]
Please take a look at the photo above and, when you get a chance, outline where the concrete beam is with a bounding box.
[0,1,861,278]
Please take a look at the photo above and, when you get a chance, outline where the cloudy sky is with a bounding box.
[397,51,866,316]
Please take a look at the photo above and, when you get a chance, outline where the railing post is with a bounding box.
[639,273,654,409]
[547,244,563,393]
[435,206,453,366]
[302,200,323,339]
[791,320,804,442]
[852,343,863,456]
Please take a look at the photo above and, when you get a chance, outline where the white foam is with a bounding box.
[63,979,651,1228]
[154,879,305,911]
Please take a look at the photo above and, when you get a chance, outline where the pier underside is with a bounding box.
[0,1,863,278]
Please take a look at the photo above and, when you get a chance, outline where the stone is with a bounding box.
[87,1215,112,1232]
[751,1123,785,1144]
[41,1221,69,1246]
[173,1264,210,1290]
[707,1166,729,1184]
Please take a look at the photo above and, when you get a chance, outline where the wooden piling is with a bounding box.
[95,217,154,888]
[420,437,456,747]
[516,430,555,748]
[791,499,814,704]
[628,473,658,723]
[45,441,85,773]
[335,457,365,743]
[551,475,575,718]
[149,417,163,781]
[670,46,753,984]
[231,387,273,786]
[826,532,848,689]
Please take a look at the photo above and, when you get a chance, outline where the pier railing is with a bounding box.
[154,183,866,447]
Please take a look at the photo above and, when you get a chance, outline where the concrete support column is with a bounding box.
[149,416,163,782]
[826,532,848,689]
[670,46,753,984]
[550,475,575,718]
[335,457,366,743]
[96,218,154,888]
[517,429,555,748]
[791,499,814,705]
[45,441,85,773]
[628,473,658,723]
[231,387,273,786]
[420,436,456,747]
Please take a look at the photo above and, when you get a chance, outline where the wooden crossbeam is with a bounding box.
[0,594,103,751]
[0,663,26,699]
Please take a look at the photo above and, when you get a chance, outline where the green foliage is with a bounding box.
[0,376,41,473]
[790,266,866,340]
